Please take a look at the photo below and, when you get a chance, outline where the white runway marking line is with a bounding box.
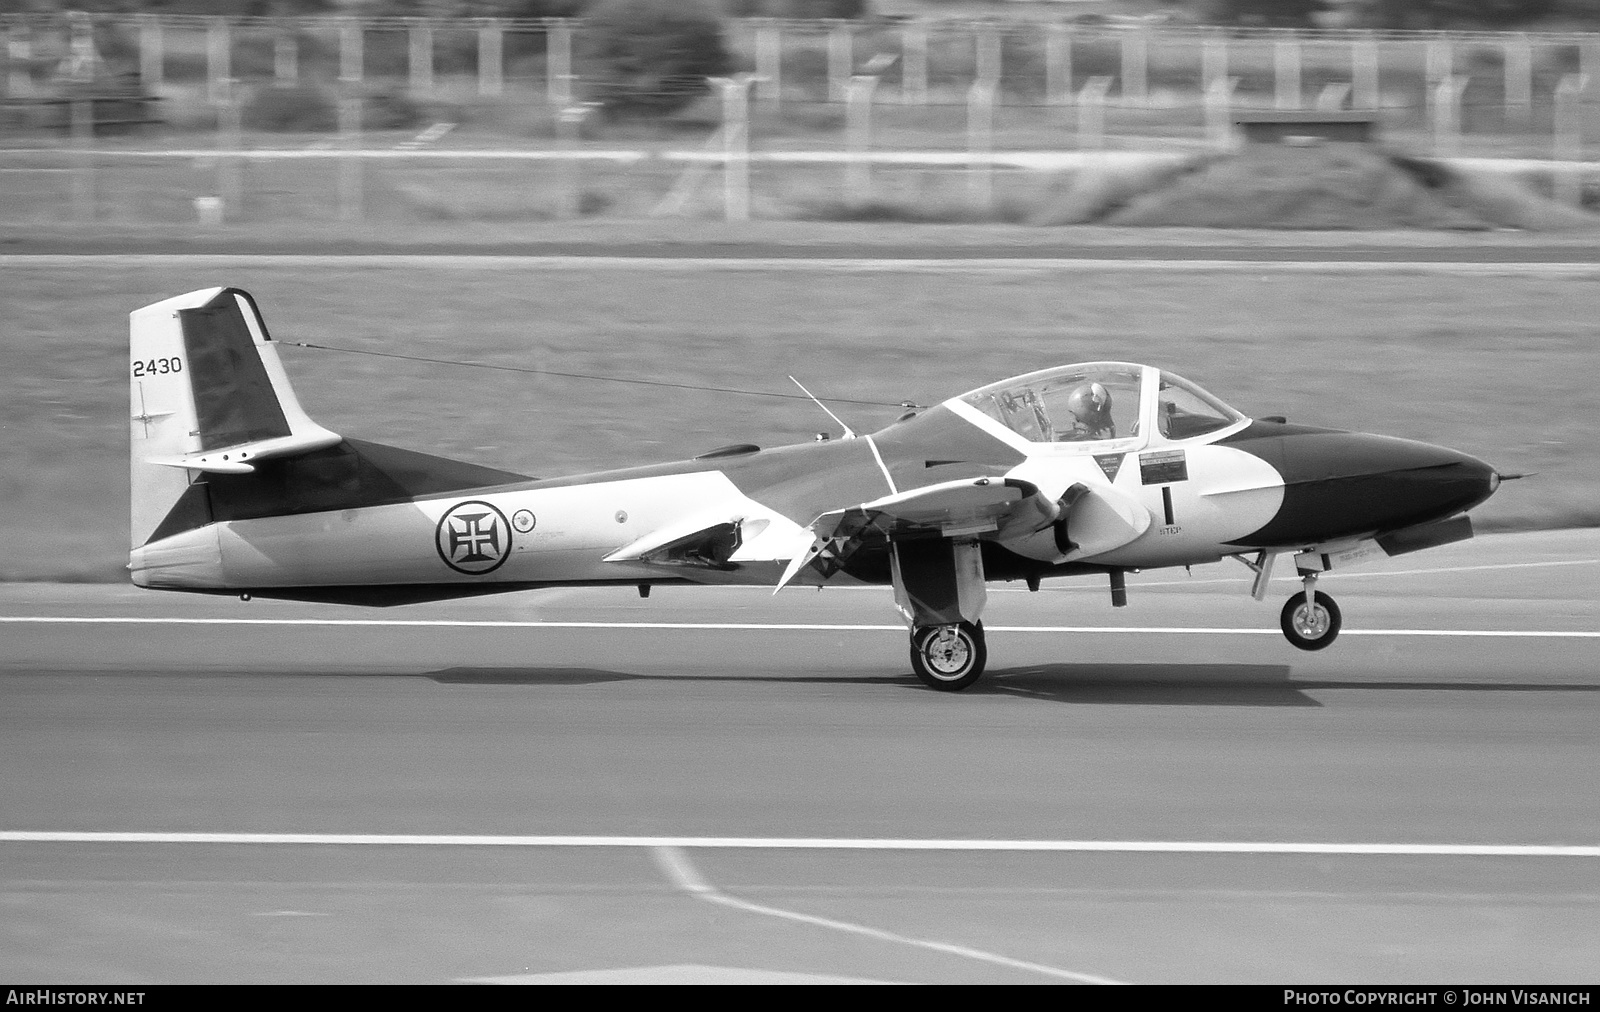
[649,845,1124,985]
[3,832,1596,857]
[3,254,1599,277]
[2,616,1596,638]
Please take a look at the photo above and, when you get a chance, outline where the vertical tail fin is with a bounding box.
[129,287,339,550]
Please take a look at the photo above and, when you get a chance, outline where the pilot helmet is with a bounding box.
[1066,381,1113,429]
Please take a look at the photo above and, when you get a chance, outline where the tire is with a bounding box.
[909,621,987,691]
[1280,591,1341,651]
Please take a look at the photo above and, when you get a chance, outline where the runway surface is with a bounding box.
[2,529,1597,984]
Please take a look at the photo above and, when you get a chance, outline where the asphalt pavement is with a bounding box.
[1,530,1596,983]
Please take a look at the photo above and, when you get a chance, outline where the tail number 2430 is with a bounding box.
[132,358,183,377]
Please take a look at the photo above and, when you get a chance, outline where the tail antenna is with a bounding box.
[788,376,857,440]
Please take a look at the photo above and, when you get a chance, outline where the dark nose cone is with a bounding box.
[1238,430,1498,547]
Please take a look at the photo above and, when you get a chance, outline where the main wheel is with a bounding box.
[909,621,987,691]
[1280,591,1341,651]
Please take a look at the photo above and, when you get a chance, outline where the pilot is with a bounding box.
[1064,381,1115,440]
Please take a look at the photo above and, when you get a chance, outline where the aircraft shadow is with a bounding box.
[423,665,1598,704]
[975,665,1600,706]
[423,663,1316,704]
[425,667,909,687]
[430,667,642,685]
[975,663,1317,707]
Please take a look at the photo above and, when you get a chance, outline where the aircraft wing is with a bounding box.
[776,478,1063,591]
[812,477,1051,540]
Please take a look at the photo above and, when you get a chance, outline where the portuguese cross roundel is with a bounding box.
[435,500,513,575]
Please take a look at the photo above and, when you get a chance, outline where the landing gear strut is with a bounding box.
[1280,574,1341,651]
[909,621,986,691]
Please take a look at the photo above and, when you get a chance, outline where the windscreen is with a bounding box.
[1156,371,1243,440]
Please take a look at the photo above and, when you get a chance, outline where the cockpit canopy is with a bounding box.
[957,362,1245,447]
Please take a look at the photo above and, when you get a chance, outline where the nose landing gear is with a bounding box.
[1280,573,1341,651]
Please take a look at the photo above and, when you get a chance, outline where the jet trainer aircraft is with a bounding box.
[129,287,1503,691]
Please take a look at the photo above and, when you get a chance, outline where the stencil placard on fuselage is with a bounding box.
[1139,450,1188,485]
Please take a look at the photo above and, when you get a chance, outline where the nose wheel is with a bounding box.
[910,621,986,691]
[1280,589,1341,650]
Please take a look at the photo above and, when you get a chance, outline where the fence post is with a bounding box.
[1352,33,1379,108]
[1554,73,1588,206]
[222,78,243,219]
[1046,23,1070,105]
[1503,34,1532,127]
[1425,35,1452,87]
[66,13,95,83]
[1078,75,1112,149]
[340,18,363,87]
[7,25,30,97]
[1205,76,1239,150]
[755,19,781,111]
[1582,41,1600,96]
[478,20,503,98]
[207,17,231,106]
[555,103,592,220]
[548,18,573,107]
[901,21,927,105]
[967,80,994,214]
[975,22,1000,88]
[715,76,755,222]
[1120,31,1147,105]
[1432,75,1469,156]
[274,27,298,88]
[1274,35,1302,109]
[1316,82,1351,110]
[138,16,162,92]
[70,96,93,222]
[846,74,879,206]
[409,19,433,98]
[1202,32,1227,92]
[827,20,852,102]
[338,92,362,222]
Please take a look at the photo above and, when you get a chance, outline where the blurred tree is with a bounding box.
[365,0,589,16]
[1195,0,1331,25]
[724,0,870,17]
[1554,0,1600,19]
[578,0,729,119]
[0,1,338,13]
[1360,0,1559,27]
[0,1,593,13]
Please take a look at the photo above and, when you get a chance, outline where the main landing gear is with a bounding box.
[892,539,990,692]
[909,621,987,692]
